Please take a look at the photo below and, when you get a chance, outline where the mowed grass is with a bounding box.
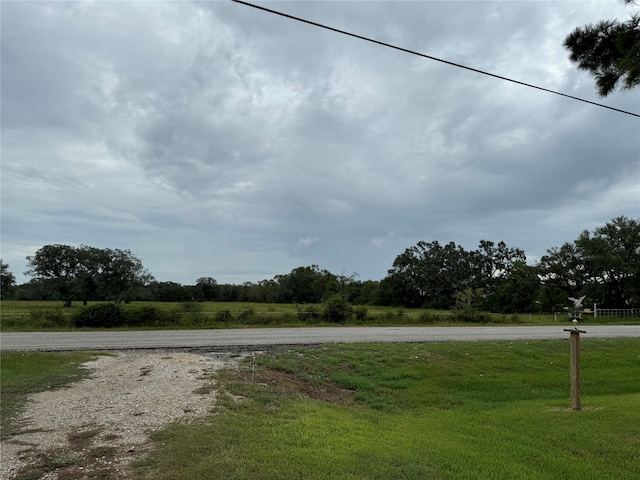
[0,351,101,439]
[135,338,640,480]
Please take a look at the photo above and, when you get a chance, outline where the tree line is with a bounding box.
[1,216,638,312]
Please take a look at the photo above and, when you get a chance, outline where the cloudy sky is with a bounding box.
[2,0,639,286]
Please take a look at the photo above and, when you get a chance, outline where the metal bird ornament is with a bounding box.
[568,296,586,309]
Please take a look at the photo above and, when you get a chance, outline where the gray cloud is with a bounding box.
[2,1,638,285]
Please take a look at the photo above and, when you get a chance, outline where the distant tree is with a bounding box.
[1,259,16,299]
[25,244,153,305]
[384,241,474,309]
[152,281,190,302]
[472,240,526,294]
[25,244,79,306]
[217,283,244,302]
[537,242,587,304]
[454,288,484,312]
[13,278,58,301]
[575,216,640,306]
[244,279,278,303]
[483,261,541,313]
[354,279,381,305]
[564,0,640,96]
[99,248,153,302]
[384,238,527,310]
[538,216,640,308]
[275,265,326,303]
[195,277,219,301]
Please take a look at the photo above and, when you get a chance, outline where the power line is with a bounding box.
[232,0,640,119]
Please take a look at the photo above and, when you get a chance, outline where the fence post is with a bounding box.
[564,327,586,410]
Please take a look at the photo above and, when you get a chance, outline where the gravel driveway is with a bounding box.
[1,350,245,479]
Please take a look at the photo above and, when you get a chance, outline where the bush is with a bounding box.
[418,312,439,324]
[354,306,368,322]
[215,310,233,322]
[296,305,321,323]
[238,308,255,323]
[30,309,73,329]
[323,295,353,323]
[451,310,491,323]
[127,306,170,327]
[75,303,127,328]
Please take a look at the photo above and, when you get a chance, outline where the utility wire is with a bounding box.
[232,0,640,119]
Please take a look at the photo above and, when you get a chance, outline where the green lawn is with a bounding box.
[136,338,640,479]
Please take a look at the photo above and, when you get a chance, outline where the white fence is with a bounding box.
[593,306,640,319]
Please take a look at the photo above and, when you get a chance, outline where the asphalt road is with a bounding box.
[1,325,639,352]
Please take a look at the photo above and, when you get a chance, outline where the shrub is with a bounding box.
[296,305,321,323]
[75,303,127,328]
[238,308,255,323]
[418,312,439,324]
[451,310,490,323]
[30,309,73,329]
[323,295,353,323]
[354,306,368,322]
[215,310,233,322]
[127,306,170,327]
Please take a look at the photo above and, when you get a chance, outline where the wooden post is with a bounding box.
[564,328,586,410]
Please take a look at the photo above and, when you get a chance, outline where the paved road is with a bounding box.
[1,325,639,352]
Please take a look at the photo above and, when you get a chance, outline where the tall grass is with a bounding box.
[137,339,640,479]
[2,300,637,331]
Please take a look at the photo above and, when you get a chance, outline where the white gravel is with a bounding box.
[1,350,243,479]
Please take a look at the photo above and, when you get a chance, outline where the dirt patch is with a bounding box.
[222,364,356,407]
[0,350,246,479]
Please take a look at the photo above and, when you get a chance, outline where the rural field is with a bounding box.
[2,339,639,479]
[1,300,638,332]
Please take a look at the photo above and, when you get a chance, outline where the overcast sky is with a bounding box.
[2,0,639,286]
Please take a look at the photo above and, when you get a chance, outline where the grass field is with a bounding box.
[1,300,637,331]
[2,339,639,479]
[135,338,640,479]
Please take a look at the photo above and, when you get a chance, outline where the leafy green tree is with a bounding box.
[354,280,381,305]
[454,288,484,312]
[472,240,526,294]
[564,0,640,96]
[98,248,153,302]
[275,265,331,303]
[384,239,525,309]
[537,242,586,302]
[152,281,190,302]
[195,276,219,301]
[244,279,278,303]
[217,283,244,302]
[538,216,640,308]
[26,244,80,306]
[575,216,640,306]
[1,259,16,300]
[25,244,153,304]
[385,241,474,309]
[484,261,541,313]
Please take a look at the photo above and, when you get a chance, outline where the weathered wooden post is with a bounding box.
[564,327,586,410]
